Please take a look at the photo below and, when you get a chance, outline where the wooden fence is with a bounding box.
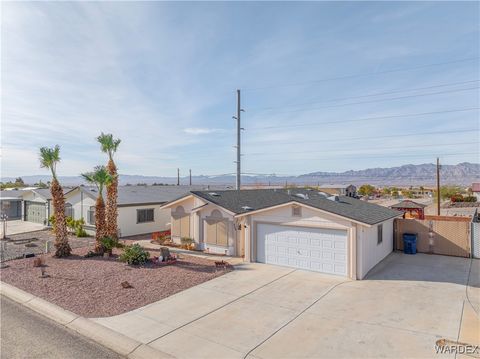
[394,217,471,258]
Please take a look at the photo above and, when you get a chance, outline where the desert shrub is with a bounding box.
[180,237,195,249]
[463,196,477,202]
[101,236,124,254]
[120,244,150,265]
[75,227,88,237]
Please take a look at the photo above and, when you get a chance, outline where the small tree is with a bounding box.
[358,184,376,197]
[81,166,112,252]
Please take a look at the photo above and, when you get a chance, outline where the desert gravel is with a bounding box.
[0,247,232,317]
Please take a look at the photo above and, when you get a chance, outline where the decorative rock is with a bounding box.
[121,281,133,289]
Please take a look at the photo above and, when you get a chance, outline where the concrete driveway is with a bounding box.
[3,220,46,236]
[94,253,479,358]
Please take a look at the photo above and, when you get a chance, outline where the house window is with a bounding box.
[137,209,154,223]
[292,206,302,217]
[377,224,383,245]
[64,203,74,218]
[87,206,95,225]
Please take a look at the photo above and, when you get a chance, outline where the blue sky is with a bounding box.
[2,1,479,178]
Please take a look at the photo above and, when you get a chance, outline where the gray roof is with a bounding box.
[0,190,26,200]
[77,185,228,206]
[390,200,427,209]
[190,189,401,225]
[31,189,53,200]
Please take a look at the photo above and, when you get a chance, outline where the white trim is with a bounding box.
[159,195,194,209]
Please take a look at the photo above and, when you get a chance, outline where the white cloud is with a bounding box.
[183,128,223,135]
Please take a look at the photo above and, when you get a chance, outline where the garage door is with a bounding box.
[25,201,46,224]
[256,224,348,276]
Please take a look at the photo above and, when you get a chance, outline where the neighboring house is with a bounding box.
[161,189,402,280]
[63,185,225,237]
[21,189,54,225]
[0,190,25,220]
[318,184,357,197]
[472,183,480,201]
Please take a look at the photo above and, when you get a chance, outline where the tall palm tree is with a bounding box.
[97,133,121,239]
[39,145,71,257]
[81,166,112,252]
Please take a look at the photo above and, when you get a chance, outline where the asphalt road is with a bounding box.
[0,296,123,359]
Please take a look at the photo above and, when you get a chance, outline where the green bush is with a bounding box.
[75,227,88,237]
[101,236,123,254]
[120,244,150,265]
[180,237,194,246]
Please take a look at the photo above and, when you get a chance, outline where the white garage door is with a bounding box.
[256,223,348,276]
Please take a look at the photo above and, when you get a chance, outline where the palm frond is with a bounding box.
[39,145,60,179]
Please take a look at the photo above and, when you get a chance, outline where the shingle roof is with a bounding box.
[390,200,427,209]
[77,185,227,206]
[190,189,401,225]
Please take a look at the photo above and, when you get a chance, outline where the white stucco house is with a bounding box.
[161,189,402,280]
[62,185,223,237]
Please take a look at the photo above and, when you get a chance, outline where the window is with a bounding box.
[87,206,95,225]
[137,209,154,223]
[65,203,74,218]
[206,220,228,246]
[292,205,302,217]
[377,224,383,245]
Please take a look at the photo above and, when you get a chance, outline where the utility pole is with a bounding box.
[177,168,180,186]
[233,89,244,190]
[189,169,192,186]
[436,157,441,215]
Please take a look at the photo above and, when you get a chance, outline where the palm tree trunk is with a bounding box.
[50,179,71,257]
[105,159,118,239]
[95,196,106,252]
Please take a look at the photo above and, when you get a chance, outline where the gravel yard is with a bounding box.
[0,247,232,317]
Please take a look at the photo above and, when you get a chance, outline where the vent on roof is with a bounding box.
[208,192,220,197]
[241,206,253,211]
[294,193,309,200]
[328,195,340,202]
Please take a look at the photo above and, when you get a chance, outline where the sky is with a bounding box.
[1,1,479,178]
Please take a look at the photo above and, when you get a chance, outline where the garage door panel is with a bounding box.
[257,224,348,277]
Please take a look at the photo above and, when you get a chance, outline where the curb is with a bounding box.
[0,281,173,358]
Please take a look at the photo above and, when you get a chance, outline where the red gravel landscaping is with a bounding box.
[0,247,232,318]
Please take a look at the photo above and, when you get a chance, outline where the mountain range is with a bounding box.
[3,162,479,187]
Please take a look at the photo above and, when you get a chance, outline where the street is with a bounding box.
[0,296,122,359]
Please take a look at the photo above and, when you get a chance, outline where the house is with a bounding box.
[0,190,25,220]
[390,200,427,220]
[472,183,480,201]
[318,184,357,197]
[63,185,226,237]
[21,189,55,224]
[161,189,402,280]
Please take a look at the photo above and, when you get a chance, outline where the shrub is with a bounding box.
[101,236,123,254]
[75,227,88,237]
[120,244,150,265]
[180,237,195,249]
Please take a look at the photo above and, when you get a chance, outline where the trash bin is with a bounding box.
[403,233,417,255]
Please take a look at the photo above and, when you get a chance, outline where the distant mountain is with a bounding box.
[2,162,479,187]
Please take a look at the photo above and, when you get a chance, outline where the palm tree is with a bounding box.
[97,133,121,239]
[81,166,112,252]
[39,145,71,257]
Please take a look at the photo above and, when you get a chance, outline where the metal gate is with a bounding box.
[25,201,46,224]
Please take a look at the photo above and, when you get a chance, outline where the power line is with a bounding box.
[245,142,478,156]
[247,79,480,112]
[247,86,479,117]
[245,128,477,146]
[250,107,479,130]
[242,57,480,91]
[243,152,479,162]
